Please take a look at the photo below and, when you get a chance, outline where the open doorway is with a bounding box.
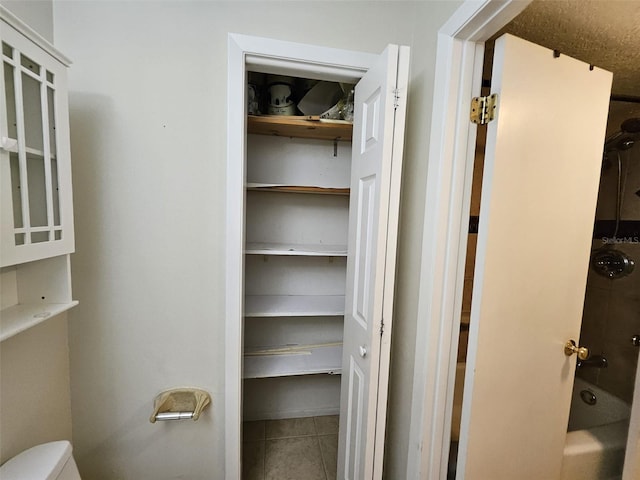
[443,2,639,479]
[568,100,640,478]
[411,1,640,478]
[450,39,639,479]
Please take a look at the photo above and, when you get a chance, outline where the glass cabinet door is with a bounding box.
[1,22,74,267]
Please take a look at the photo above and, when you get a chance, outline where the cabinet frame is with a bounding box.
[226,33,376,480]
[1,11,75,267]
[0,8,77,342]
[0,7,71,67]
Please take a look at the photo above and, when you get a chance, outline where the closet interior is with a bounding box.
[240,72,355,479]
[242,73,354,422]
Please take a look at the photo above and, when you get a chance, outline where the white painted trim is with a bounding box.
[225,33,376,480]
[0,5,71,66]
[408,1,531,479]
[225,34,245,480]
[231,33,374,83]
[372,44,411,480]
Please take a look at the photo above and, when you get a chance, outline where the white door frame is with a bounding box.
[411,1,640,479]
[407,3,530,476]
[225,33,378,480]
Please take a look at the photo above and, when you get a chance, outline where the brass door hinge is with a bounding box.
[470,94,498,125]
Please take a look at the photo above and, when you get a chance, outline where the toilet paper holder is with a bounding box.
[150,388,211,423]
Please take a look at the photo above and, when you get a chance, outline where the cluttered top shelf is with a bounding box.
[247,115,353,141]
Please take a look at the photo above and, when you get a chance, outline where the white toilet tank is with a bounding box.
[0,441,81,479]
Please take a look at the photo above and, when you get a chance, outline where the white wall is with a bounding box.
[384,3,461,477]
[0,315,73,463]
[0,0,73,466]
[52,1,460,478]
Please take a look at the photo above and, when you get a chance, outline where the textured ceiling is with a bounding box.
[490,0,640,135]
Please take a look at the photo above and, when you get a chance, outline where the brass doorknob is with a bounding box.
[564,340,589,360]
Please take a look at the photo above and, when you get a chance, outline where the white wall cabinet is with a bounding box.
[0,8,76,341]
[243,112,351,419]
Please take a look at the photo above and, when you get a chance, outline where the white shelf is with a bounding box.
[243,344,342,379]
[0,301,78,342]
[3,138,56,159]
[245,295,345,317]
[245,242,347,257]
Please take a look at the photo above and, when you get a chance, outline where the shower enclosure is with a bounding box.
[573,105,640,478]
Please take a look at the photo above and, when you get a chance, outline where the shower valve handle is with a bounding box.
[564,340,589,360]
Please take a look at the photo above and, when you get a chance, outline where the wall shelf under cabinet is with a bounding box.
[245,295,345,317]
[247,115,353,141]
[243,343,342,379]
[0,301,78,342]
[0,255,77,342]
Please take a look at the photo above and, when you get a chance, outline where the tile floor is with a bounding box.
[243,415,339,480]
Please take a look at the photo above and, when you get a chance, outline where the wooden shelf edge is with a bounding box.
[247,115,352,141]
[0,300,79,342]
[247,184,350,196]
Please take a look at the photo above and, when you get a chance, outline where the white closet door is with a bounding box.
[338,44,409,480]
[457,34,612,479]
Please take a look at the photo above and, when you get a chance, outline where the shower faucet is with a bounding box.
[577,354,608,369]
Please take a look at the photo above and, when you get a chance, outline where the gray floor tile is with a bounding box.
[266,417,316,439]
[314,415,339,435]
[265,437,326,480]
[244,420,266,442]
[318,434,338,480]
[242,441,265,480]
